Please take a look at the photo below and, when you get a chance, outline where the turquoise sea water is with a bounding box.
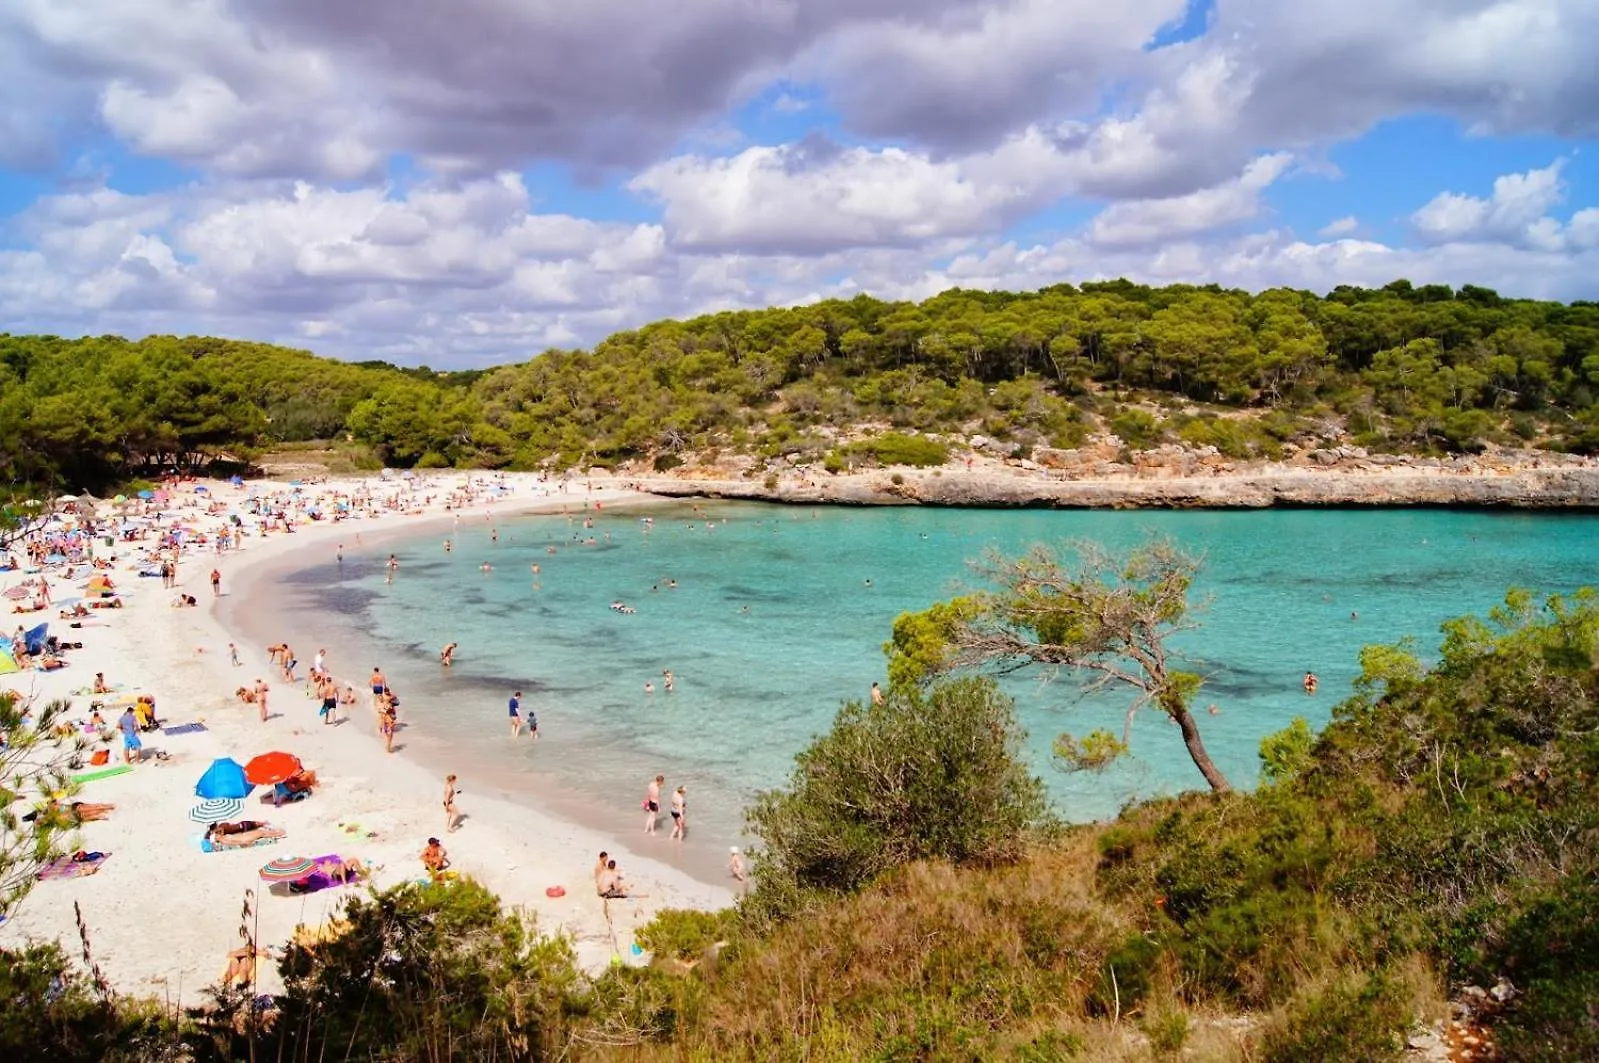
[274,503,1599,877]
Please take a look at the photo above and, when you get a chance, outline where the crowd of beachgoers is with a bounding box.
[0,471,731,1001]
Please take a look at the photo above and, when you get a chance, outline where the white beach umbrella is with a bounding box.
[190,798,244,824]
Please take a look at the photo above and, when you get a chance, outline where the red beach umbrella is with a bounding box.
[244,751,303,786]
[259,856,316,881]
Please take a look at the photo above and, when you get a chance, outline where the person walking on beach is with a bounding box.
[118,705,142,763]
[670,785,687,839]
[228,642,240,667]
[644,774,663,833]
[380,699,398,753]
[443,774,460,833]
[371,667,387,701]
[318,676,338,725]
[210,568,221,596]
[253,678,270,722]
[508,690,523,737]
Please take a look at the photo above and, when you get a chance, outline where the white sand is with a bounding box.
[0,473,733,1003]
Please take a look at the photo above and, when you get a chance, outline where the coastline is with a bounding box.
[631,451,1599,510]
[0,475,733,1004]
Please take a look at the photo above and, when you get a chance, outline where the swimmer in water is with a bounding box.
[1303,672,1319,695]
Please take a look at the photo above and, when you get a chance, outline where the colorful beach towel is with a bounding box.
[38,853,109,880]
[71,765,133,785]
[200,834,282,854]
[162,722,207,736]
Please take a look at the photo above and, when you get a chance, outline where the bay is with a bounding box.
[273,502,1599,881]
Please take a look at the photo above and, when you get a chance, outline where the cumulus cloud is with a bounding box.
[2,161,1594,368]
[1084,153,1293,248]
[1319,216,1360,238]
[1411,160,1573,249]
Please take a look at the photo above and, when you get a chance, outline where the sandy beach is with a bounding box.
[0,472,733,1003]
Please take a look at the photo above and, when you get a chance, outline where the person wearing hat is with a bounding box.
[728,846,746,883]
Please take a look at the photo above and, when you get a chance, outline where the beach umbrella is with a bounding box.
[23,623,47,654]
[244,751,303,786]
[259,856,316,881]
[112,494,127,504]
[137,490,154,500]
[189,798,244,824]
[195,757,254,800]
[2,586,26,600]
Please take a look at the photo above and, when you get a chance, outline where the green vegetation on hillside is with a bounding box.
[5,280,1599,492]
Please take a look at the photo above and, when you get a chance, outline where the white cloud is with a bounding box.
[1,162,1594,369]
[1319,216,1359,237]
[1085,153,1293,248]
[1411,160,1584,249]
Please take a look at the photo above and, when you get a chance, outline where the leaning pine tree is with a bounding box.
[886,535,1232,793]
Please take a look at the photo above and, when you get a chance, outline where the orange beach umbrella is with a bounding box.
[244,751,303,786]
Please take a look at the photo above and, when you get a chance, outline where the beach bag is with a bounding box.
[545,885,566,898]
[89,749,110,766]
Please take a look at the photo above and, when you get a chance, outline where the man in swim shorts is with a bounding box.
[118,706,142,763]
[508,690,522,737]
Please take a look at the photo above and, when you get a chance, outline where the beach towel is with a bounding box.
[38,853,109,880]
[162,722,207,736]
[71,764,133,785]
[200,834,282,854]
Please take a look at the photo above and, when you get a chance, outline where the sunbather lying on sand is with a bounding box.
[222,945,273,988]
[206,821,285,847]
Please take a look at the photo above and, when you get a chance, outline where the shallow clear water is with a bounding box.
[274,502,1599,872]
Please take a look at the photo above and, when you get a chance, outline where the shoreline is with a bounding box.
[0,475,734,1003]
[627,452,1599,511]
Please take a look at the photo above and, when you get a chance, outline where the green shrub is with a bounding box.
[0,942,181,1062]
[745,677,1047,920]
[1109,409,1161,448]
[653,452,684,472]
[854,432,950,467]
[1259,969,1410,1063]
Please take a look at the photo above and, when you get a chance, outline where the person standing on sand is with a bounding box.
[729,846,746,883]
[381,699,398,753]
[118,706,142,763]
[253,678,270,722]
[670,785,687,839]
[508,690,523,737]
[371,667,387,701]
[644,774,663,833]
[318,677,338,725]
[443,774,460,833]
[210,568,221,596]
[228,642,240,667]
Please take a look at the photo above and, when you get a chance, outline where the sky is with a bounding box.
[0,0,1596,368]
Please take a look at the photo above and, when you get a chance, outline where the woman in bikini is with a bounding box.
[443,774,460,833]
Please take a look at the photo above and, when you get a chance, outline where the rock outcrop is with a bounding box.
[631,465,1599,510]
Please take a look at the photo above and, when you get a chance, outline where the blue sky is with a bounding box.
[0,1,1595,366]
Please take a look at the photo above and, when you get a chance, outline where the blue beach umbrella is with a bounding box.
[195,757,254,800]
[23,623,48,655]
[137,489,154,500]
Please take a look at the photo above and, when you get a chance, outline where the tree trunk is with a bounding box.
[1174,708,1232,793]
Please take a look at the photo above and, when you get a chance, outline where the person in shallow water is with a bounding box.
[1303,671,1319,695]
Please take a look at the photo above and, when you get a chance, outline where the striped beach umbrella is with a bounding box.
[259,856,316,881]
[189,798,244,824]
